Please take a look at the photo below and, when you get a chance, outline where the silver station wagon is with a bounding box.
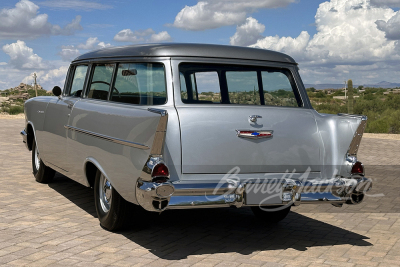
[21,44,372,231]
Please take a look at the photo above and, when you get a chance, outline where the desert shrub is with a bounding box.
[366,119,390,133]
[314,103,347,114]
[5,105,24,115]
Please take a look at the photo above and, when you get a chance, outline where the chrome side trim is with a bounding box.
[148,108,167,116]
[347,118,367,157]
[149,109,168,156]
[338,113,367,121]
[47,161,69,173]
[64,125,149,150]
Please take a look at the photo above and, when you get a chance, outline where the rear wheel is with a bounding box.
[94,170,130,231]
[32,139,55,184]
[251,205,291,223]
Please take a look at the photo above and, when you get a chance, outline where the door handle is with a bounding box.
[249,115,262,123]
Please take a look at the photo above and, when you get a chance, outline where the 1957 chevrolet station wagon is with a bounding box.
[21,44,372,231]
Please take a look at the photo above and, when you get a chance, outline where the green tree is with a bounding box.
[347,79,354,114]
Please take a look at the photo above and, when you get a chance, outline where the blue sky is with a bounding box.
[0,0,400,90]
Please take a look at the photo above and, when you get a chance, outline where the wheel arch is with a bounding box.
[84,157,111,188]
[26,121,38,151]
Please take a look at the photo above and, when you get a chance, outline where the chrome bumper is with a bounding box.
[136,177,372,212]
[20,129,28,150]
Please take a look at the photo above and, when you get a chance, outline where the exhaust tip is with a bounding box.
[346,190,366,205]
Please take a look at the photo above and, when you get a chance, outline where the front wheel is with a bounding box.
[251,205,291,223]
[94,170,130,231]
[32,139,55,184]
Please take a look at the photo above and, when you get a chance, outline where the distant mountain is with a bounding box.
[363,81,400,88]
[304,84,346,90]
[305,81,400,89]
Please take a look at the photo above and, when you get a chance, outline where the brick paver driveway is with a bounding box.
[1,118,399,267]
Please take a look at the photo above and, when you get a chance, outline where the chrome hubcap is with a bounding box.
[34,144,40,171]
[99,174,112,213]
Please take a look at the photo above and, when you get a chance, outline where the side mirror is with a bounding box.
[52,86,62,98]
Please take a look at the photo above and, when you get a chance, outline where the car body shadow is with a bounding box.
[48,174,372,260]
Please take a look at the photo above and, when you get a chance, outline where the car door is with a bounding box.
[175,61,322,175]
[41,64,89,173]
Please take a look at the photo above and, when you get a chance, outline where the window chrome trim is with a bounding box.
[64,125,149,150]
[177,62,303,108]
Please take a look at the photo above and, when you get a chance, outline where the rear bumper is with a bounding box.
[136,176,373,212]
[20,129,28,150]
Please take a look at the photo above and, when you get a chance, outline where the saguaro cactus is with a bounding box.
[347,79,354,114]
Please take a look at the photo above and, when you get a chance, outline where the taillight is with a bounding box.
[152,163,169,178]
[351,161,364,175]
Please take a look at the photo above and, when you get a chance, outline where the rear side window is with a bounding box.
[181,72,221,103]
[110,63,167,105]
[69,65,88,97]
[226,71,260,105]
[87,64,115,100]
[262,71,298,107]
[179,63,302,107]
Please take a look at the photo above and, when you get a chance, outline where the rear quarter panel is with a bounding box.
[312,110,363,178]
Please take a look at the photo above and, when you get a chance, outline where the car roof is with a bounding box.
[72,43,297,64]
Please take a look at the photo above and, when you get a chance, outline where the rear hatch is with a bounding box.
[176,63,322,175]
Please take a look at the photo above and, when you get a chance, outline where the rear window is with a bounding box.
[179,63,301,107]
[110,63,167,105]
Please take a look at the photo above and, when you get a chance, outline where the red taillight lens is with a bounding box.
[152,163,169,178]
[351,161,364,175]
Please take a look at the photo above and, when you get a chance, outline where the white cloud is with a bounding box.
[77,37,111,50]
[51,15,83,36]
[0,0,82,39]
[0,41,68,90]
[2,40,47,69]
[376,12,400,40]
[59,45,80,62]
[58,37,111,62]
[114,29,172,43]
[76,37,99,50]
[230,17,265,46]
[244,0,400,84]
[97,42,111,48]
[171,0,296,31]
[370,0,400,8]
[149,31,172,42]
[22,65,69,89]
[38,0,112,11]
[251,31,311,60]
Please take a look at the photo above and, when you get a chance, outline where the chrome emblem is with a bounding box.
[236,130,273,139]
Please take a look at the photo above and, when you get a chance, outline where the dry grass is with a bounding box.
[0,113,25,119]
[363,133,400,140]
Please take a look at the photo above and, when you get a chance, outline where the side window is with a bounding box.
[180,71,221,103]
[110,63,167,105]
[87,64,115,100]
[262,71,298,107]
[226,71,260,105]
[69,65,88,97]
